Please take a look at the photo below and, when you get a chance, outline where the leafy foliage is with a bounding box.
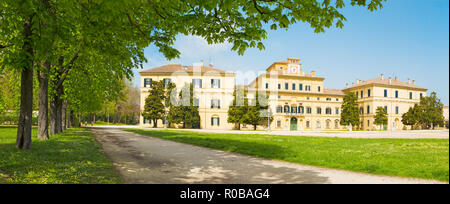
[169,83,201,128]
[374,106,388,129]
[340,92,360,127]
[402,104,422,129]
[142,80,166,127]
[243,91,272,130]
[402,92,445,129]
[227,86,248,129]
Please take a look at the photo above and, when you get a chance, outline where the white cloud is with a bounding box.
[174,35,232,59]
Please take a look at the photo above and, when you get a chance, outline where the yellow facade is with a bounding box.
[139,58,428,131]
[246,58,345,131]
[139,63,235,129]
[342,75,427,130]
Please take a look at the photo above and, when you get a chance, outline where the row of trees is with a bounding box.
[142,83,273,130]
[142,80,200,129]
[1,0,385,149]
[227,87,272,130]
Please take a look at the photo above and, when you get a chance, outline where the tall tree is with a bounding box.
[402,104,422,130]
[178,83,201,128]
[418,92,444,129]
[244,91,271,130]
[374,106,388,130]
[340,92,360,130]
[142,80,166,128]
[227,86,247,130]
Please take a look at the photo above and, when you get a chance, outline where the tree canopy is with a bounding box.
[402,92,445,129]
[374,106,388,130]
[340,92,360,128]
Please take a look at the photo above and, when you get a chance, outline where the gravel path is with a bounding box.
[91,127,445,184]
[91,125,449,139]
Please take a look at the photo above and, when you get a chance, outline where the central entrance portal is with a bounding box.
[290,117,298,131]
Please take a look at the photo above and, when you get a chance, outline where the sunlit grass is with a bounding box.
[0,126,123,184]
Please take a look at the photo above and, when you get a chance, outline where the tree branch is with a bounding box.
[0,44,13,49]
[125,10,154,42]
[56,50,80,89]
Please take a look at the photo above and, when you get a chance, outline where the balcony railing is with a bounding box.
[276,112,305,117]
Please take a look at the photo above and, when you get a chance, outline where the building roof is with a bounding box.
[323,88,345,96]
[139,64,233,75]
[343,77,427,91]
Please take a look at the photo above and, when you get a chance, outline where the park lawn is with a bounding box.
[0,126,123,184]
[124,129,449,182]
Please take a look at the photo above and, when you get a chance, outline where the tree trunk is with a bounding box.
[16,15,34,150]
[37,64,49,140]
[61,100,67,131]
[67,108,72,128]
[253,124,257,130]
[49,95,62,134]
[153,119,157,128]
[238,123,241,130]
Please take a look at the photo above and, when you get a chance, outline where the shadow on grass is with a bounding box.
[0,128,122,184]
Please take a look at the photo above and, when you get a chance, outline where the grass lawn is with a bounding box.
[0,126,123,184]
[124,129,449,182]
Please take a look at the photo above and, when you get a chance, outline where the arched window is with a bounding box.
[298,106,304,114]
[291,106,297,113]
[326,107,332,115]
[211,116,220,126]
[335,120,339,129]
[326,120,331,129]
[284,105,290,113]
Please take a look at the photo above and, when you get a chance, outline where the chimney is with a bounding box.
[356,79,360,85]
[209,63,213,67]
[311,71,316,77]
[408,78,411,84]
[412,80,415,85]
[346,83,349,88]
[388,77,392,84]
[381,74,384,80]
[201,60,204,66]
[394,76,398,81]
[352,82,355,86]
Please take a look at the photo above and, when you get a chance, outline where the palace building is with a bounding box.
[246,58,345,131]
[139,58,428,131]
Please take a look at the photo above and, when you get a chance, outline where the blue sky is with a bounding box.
[133,0,449,105]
